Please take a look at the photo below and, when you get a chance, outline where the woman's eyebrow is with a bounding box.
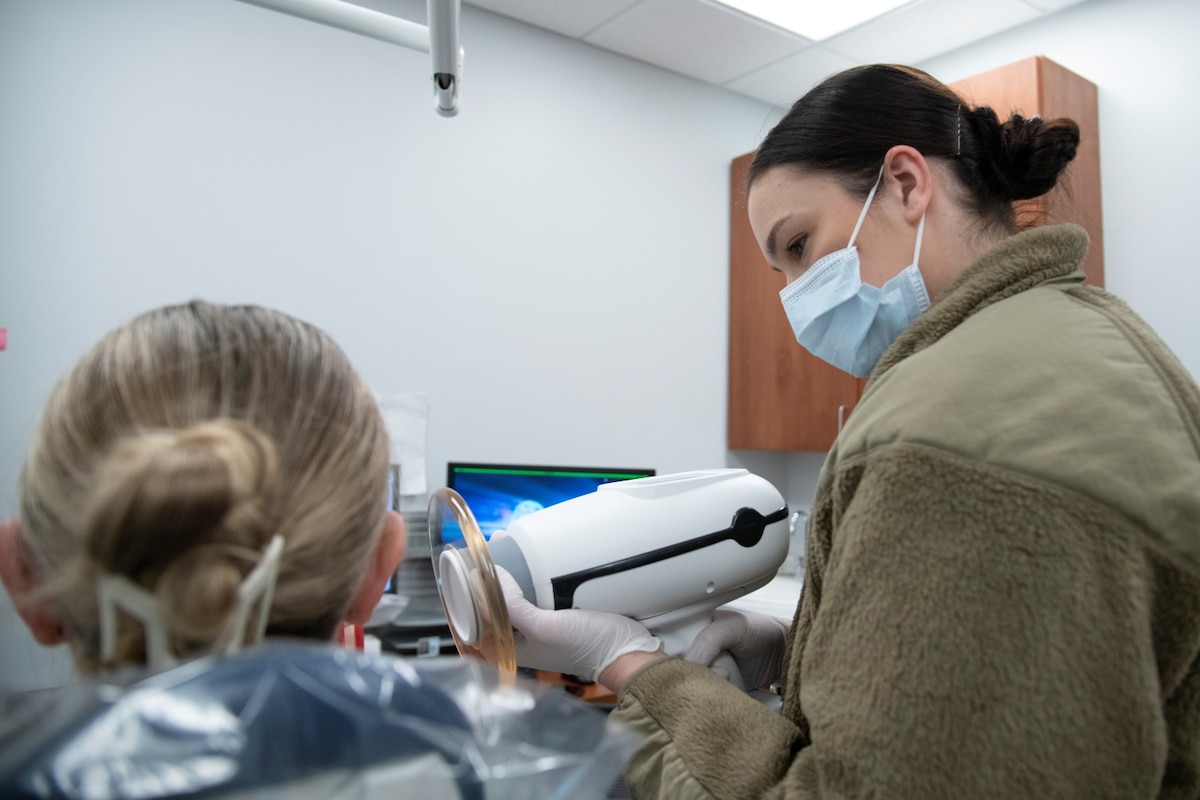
[766,215,793,260]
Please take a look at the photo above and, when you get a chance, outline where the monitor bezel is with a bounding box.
[446,461,657,487]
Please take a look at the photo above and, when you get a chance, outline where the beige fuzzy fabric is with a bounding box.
[613,225,1200,799]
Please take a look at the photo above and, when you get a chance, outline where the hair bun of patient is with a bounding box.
[965,105,1080,204]
[19,301,391,671]
[84,419,281,656]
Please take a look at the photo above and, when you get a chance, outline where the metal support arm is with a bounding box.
[235,0,463,116]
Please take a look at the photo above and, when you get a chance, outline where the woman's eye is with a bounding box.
[786,236,807,260]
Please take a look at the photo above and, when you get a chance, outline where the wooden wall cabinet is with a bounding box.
[727,56,1103,452]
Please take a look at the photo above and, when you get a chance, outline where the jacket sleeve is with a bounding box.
[613,658,805,798]
[613,441,1179,799]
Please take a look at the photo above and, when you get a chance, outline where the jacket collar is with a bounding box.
[870,223,1091,383]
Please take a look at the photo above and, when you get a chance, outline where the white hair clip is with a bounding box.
[98,535,285,670]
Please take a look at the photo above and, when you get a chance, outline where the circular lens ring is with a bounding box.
[428,487,517,684]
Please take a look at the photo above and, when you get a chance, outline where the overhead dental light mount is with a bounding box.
[234,0,464,116]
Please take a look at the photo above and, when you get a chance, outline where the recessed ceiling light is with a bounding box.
[709,0,915,42]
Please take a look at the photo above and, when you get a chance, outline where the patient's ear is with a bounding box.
[344,511,407,626]
[0,519,66,646]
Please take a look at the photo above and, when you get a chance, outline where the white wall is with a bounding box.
[0,0,782,691]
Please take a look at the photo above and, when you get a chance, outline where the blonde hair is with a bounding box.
[18,301,390,672]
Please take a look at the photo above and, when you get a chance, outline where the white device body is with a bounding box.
[488,468,789,659]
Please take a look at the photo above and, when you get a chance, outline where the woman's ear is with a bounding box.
[345,511,407,626]
[883,144,933,225]
[0,519,66,646]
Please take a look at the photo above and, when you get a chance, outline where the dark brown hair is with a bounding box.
[747,64,1080,232]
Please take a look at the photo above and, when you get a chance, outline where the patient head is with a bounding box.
[1,301,405,673]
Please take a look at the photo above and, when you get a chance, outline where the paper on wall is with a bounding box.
[375,393,428,497]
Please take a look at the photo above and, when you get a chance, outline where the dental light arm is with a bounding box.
[234,0,464,116]
[427,0,461,117]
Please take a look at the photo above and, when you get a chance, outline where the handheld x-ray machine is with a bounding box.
[428,468,790,688]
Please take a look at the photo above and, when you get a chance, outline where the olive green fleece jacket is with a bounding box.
[611,224,1200,799]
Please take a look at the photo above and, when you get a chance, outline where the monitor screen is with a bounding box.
[445,462,656,542]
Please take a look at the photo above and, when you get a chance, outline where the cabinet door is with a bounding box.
[727,152,863,452]
[950,55,1104,286]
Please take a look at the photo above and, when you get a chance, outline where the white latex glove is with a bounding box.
[684,608,789,690]
[497,568,663,683]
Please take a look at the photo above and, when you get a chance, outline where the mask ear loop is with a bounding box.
[97,534,285,670]
[215,534,284,655]
[847,163,887,249]
[98,574,175,670]
[912,214,926,269]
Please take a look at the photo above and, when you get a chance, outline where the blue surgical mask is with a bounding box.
[779,169,930,378]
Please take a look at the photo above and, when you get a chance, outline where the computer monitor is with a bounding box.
[444,462,656,541]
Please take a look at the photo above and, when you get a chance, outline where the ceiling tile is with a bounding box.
[823,0,1041,65]
[464,0,642,39]
[723,45,860,108]
[460,0,1098,110]
[1018,0,1089,10]
[583,0,812,85]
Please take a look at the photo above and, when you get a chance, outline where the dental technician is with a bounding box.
[502,63,1200,798]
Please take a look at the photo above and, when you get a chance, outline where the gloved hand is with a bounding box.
[497,568,663,683]
[684,608,789,690]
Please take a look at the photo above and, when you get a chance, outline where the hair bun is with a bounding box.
[967,106,1080,203]
[85,419,281,655]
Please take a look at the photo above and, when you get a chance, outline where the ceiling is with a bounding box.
[462,0,1091,108]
